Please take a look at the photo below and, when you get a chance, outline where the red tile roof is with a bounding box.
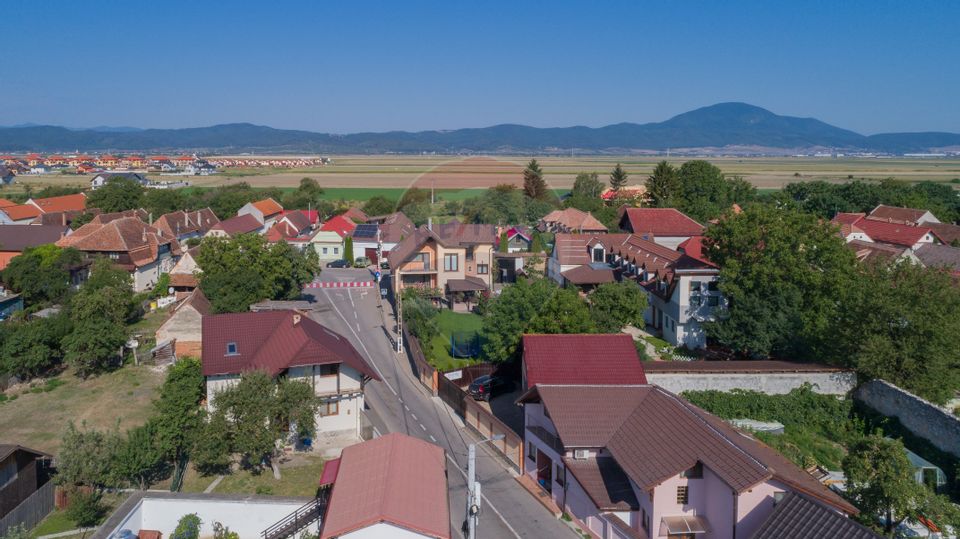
[832,212,866,225]
[251,198,283,219]
[284,209,319,225]
[1,204,43,221]
[0,198,15,208]
[619,207,704,237]
[552,233,630,265]
[523,334,647,389]
[56,217,180,267]
[560,264,616,285]
[540,207,608,233]
[321,433,450,539]
[866,204,932,225]
[201,310,379,379]
[340,207,369,223]
[29,193,87,213]
[153,208,220,238]
[927,222,960,245]
[320,215,357,238]
[832,214,933,248]
[518,384,857,515]
[209,214,262,236]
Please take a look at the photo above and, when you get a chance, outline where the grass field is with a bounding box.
[426,311,485,371]
[0,365,165,454]
[4,156,958,200]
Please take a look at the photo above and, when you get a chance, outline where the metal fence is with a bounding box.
[0,480,55,536]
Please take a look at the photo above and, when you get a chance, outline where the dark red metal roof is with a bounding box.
[522,334,647,389]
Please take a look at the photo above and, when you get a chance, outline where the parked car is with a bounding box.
[354,256,372,268]
[326,259,350,268]
[468,375,510,402]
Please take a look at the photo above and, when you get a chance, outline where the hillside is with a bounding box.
[1,102,958,154]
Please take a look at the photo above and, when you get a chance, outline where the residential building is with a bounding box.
[237,198,283,229]
[352,212,415,263]
[311,215,356,263]
[833,213,937,250]
[319,433,450,539]
[0,204,44,225]
[153,209,220,242]
[618,208,704,250]
[0,166,15,185]
[320,214,357,239]
[264,210,313,244]
[517,384,858,539]
[388,220,497,300]
[539,207,608,234]
[546,233,629,286]
[205,214,263,238]
[168,246,201,298]
[846,239,917,265]
[56,217,181,291]
[156,288,210,359]
[522,334,647,390]
[752,492,880,539]
[0,444,53,520]
[27,193,87,214]
[914,243,960,276]
[866,204,940,225]
[927,222,960,246]
[500,225,532,253]
[202,311,380,440]
[90,172,150,190]
[340,207,369,223]
[29,164,51,175]
[0,224,71,270]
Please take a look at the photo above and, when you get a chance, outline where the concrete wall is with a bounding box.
[647,371,857,396]
[104,494,307,539]
[854,379,960,458]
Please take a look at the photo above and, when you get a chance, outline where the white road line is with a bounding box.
[348,290,356,309]
[419,423,426,431]
[430,435,437,442]
[404,405,410,411]
[322,289,398,396]
[445,454,522,539]
[411,413,418,421]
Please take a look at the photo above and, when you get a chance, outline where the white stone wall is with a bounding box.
[647,370,857,396]
[854,379,960,458]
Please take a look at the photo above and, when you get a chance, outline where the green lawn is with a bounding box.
[426,311,484,371]
[212,455,326,497]
[31,492,128,537]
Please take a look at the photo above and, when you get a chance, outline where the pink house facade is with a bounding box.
[518,384,858,539]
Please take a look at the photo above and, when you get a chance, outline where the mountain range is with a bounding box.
[1,103,958,155]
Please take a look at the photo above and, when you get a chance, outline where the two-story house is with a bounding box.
[388,220,497,303]
[517,384,858,539]
[56,216,181,291]
[618,208,705,250]
[352,212,416,263]
[153,208,220,242]
[539,208,608,234]
[237,198,284,230]
[202,310,380,440]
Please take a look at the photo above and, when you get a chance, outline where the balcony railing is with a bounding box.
[527,425,565,455]
[403,260,434,271]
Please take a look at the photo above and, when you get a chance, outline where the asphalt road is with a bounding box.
[303,269,575,539]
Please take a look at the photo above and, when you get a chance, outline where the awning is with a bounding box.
[446,277,487,293]
[659,515,710,536]
[318,457,340,487]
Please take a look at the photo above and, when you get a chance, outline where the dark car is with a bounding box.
[326,259,350,268]
[468,375,509,402]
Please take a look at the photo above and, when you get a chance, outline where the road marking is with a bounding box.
[445,454,522,539]
[430,435,437,442]
[411,413,418,421]
[321,289,398,396]
[404,405,410,411]
[419,423,426,431]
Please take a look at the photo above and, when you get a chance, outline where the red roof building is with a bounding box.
[618,207,704,248]
[27,193,87,214]
[0,204,43,223]
[522,334,647,389]
[320,214,357,238]
[866,204,938,225]
[320,433,450,539]
[206,214,263,237]
[340,207,369,223]
[832,213,936,249]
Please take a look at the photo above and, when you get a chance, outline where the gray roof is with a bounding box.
[0,225,70,252]
[914,243,960,271]
[752,492,880,539]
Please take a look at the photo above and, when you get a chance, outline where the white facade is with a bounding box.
[338,522,436,538]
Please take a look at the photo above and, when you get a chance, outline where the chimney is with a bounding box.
[292,313,302,326]
[427,217,432,231]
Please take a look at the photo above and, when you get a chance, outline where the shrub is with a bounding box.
[66,490,107,527]
[0,524,29,539]
[172,514,202,539]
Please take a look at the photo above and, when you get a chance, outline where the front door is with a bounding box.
[536,449,552,494]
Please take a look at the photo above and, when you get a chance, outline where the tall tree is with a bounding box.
[343,236,354,262]
[609,163,628,191]
[2,245,83,305]
[703,204,856,358]
[645,161,679,207]
[499,231,509,253]
[844,435,960,535]
[191,411,233,475]
[589,281,649,333]
[571,172,604,199]
[522,159,549,200]
[86,177,145,213]
[528,288,595,334]
[56,422,118,489]
[481,279,560,362]
[361,196,396,217]
[111,422,167,489]
[153,358,205,478]
[833,262,960,403]
[675,160,756,222]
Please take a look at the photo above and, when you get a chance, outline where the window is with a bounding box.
[708,296,720,307]
[319,400,339,416]
[676,485,689,504]
[226,342,238,355]
[555,464,566,487]
[528,442,536,461]
[334,247,339,254]
[322,247,328,254]
[478,263,489,275]
[680,462,703,478]
[444,254,459,271]
[690,281,702,293]
[466,247,474,261]
[708,281,719,292]
[592,246,605,263]
[319,364,339,377]
[109,252,120,260]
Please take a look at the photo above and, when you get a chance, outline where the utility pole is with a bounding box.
[465,435,504,539]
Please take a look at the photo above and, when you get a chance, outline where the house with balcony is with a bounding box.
[351,212,416,264]
[388,220,496,305]
[202,310,380,441]
[517,384,858,539]
[56,216,181,292]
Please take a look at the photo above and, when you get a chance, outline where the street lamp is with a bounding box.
[465,434,505,539]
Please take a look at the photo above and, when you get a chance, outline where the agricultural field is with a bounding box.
[5,155,958,201]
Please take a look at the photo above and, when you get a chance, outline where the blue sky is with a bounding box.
[2,1,957,134]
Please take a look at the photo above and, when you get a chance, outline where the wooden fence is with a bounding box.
[0,480,55,536]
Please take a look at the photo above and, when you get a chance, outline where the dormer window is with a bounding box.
[226,342,238,356]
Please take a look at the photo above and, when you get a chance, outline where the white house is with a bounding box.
[237,198,284,229]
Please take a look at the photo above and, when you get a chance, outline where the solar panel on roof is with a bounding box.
[353,224,378,239]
